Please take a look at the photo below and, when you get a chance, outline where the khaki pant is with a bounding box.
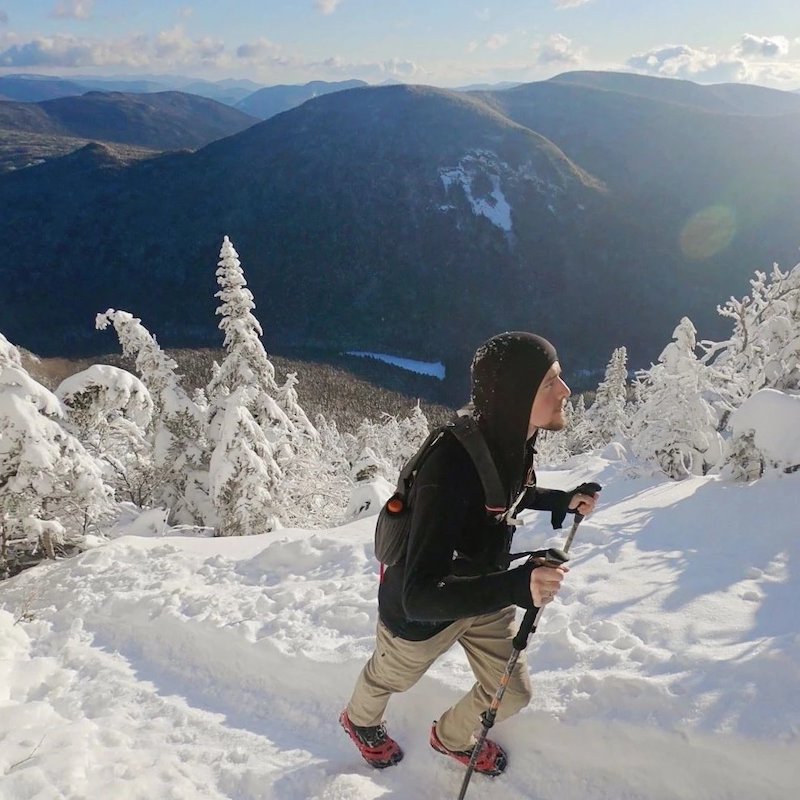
[346,606,532,751]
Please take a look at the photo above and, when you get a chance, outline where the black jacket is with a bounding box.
[378,432,571,640]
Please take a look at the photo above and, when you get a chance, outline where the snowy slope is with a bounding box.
[1,452,798,800]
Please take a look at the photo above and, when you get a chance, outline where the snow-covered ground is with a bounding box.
[1,451,798,800]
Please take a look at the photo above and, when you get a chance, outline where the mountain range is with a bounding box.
[0,73,264,104]
[2,71,799,402]
[0,74,373,117]
[234,79,369,119]
[0,91,258,162]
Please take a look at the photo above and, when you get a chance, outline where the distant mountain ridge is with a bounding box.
[548,71,800,116]
[0,73,267,104]
[235,79,369,119]
[0,90,259,154]
[1,72,799,402]
[0,74,89,102]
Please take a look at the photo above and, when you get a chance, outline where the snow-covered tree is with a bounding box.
[586,347,629,446]
[721,388,800,480]
[534,428,570,465]
[0,332,23,369]
[56,365,157,508]
[96,310,208,524]
[0,360,112,576]
[701,262,800,423]
[341,405,430,521]
[564,395,594,456]
[350,416,401,482]
[397,402,430,464]
[209,388,281,536]
[277,414,352,528]
[629,318,723,478]
[206,237,292,443]
[350,406,429,483]
[276,372,319,442]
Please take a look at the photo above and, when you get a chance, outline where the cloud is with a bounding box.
[51,0,95,20]
[0,11,8,25]
[154,26,224,64]
[734,34,790,59]
[315,0,342,14]
[468,33,510,53]
[0,33,151,68]
[382,57,419,78]
[485,33,509,51]
[178,6,194,20]
[554,0,593,8]
[236,37,282,61]
[475,7,490,21]
[318,55,422,81]
[627,40,800,89]
[627,44,747,83]
[536,33,581,65]
[627,33,799,87]
[0,27,424,84]
[0,29,226,69]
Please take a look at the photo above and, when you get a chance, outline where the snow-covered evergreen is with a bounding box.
[563,395,594,457]
[276,413,352,528]
[585,346,629,447]
[96,310,209,524]
[209,387,282,536]
[0,362,112,577]
[277,372,319,443]
[702,262,800,421]
[629,318,723,479]
[0,332,23,369]
[206,237,292,446]
[56,365,156,508]
[350,408,429,484]
[722,388,800,479]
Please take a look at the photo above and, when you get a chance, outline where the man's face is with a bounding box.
[528,361,571,437]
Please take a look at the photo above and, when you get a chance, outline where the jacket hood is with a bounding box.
[470,331,558,499]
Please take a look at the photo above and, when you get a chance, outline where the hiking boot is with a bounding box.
[430,721,507,777]
[339,709,404,769]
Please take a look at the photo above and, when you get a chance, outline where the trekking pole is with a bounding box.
[456,482,602,800]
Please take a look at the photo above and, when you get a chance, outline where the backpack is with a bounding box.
[374,414,507,567]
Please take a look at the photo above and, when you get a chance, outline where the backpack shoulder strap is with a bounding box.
[445,416,507,514]
[392,416,506,516]
[393,427,446,500]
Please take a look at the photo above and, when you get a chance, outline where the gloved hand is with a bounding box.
[567,482,601,517]
[548,482,601,528]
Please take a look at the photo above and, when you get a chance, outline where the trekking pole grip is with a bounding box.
[512,607,538,650]
[512,546,569,649]
[563,482,602,552]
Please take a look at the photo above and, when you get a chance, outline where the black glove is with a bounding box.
[552,482,601,529]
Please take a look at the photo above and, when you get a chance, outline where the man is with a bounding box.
[340,331,598,776]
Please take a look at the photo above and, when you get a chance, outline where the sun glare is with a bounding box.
[679,204,737,260]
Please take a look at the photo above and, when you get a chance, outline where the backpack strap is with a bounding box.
[392,427,446,501]
[390,416,506,519]
[445,416,507,517]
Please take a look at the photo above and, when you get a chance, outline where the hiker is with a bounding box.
[339,331,599,776]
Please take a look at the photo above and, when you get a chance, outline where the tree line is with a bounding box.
[2,238,798,578]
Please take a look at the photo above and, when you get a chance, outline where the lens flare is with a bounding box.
[680,205,737,260]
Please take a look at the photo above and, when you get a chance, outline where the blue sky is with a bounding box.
[0,1,798,89]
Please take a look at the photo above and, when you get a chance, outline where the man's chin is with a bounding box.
[541,415,567,432]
